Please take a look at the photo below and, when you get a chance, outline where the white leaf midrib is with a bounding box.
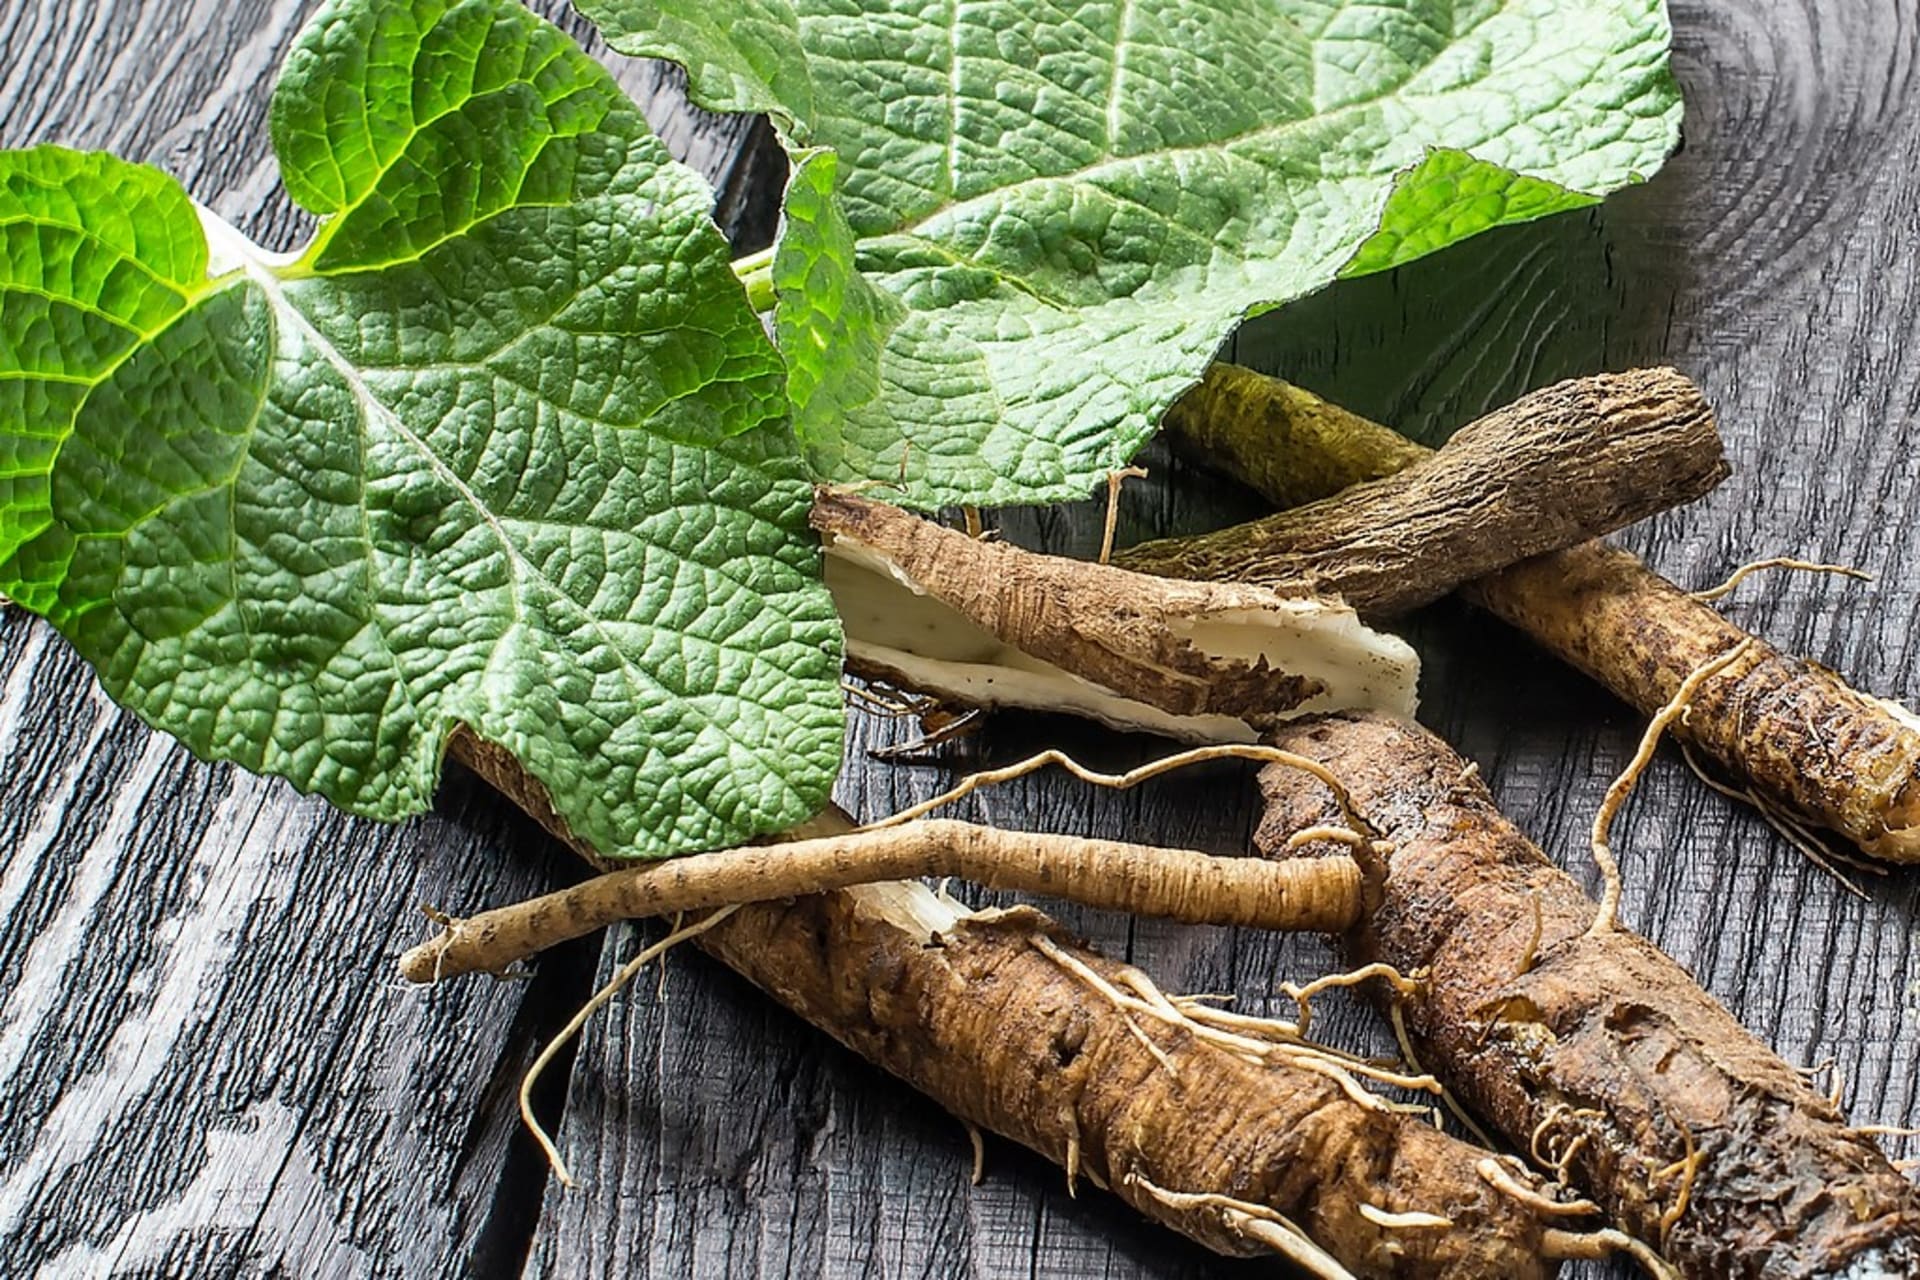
[197,204,533,625]
[189,205,812,841]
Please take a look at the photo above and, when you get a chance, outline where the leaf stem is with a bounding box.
[733,245,776,312]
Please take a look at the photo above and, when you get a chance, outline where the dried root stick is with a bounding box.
[1474,544,1920,861]
[1117,367,1728,617]
[814,372,1729,752]
[447,743,1598,1279]
[1157,366,1431,508]
[702,879,1581,1279]
[1257,713,1920,1279]
[399,818,1364,983]
[1151,363,1920,861]
[815,489,1419,743]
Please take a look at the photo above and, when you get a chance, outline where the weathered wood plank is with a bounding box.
[1234,0,1920,1136]
[0,4,771,1277]
[3,2,1918,1279]
[0,611,579,1277]
[528,3,1920,1278]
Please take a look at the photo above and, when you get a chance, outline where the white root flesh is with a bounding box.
[820,499,1418,745]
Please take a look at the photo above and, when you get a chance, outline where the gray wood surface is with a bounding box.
[0,2,1915,1277]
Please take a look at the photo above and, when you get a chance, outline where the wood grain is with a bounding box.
[0,4,771,1277]
[2,2,1918,1278]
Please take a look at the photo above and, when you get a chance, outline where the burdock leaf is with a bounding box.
[0,0,844,859]
[582,0,1682,507]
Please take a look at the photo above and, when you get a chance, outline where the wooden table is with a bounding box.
[2,2,1914,1276]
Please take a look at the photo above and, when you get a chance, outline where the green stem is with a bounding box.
[733,246,776,313]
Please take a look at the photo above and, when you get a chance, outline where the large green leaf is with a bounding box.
[582,0,1682,508]
[0,0,845,859]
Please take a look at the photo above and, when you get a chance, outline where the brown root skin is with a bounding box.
[447,727,596,862]
[397,818,1365,983]
[702,884,1569,1280]
[1117,367,1729,618]
[1256,713,1920,1280]
[1469,544,1920,863]
[1158,363,1920,862]
[446,748,1578,1278]
[814,489,1420,742]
